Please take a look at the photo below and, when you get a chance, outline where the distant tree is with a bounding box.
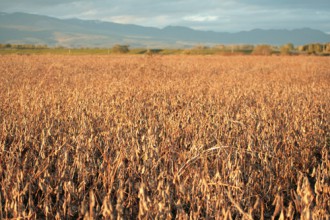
[307,44,314,54]
[252,45,272,55]
[296,43,330,55]
[297,45,306,52]
[314,44,323,53]
[324,43,330,53]
[112,44,129,54]
[287,43,294,50]
[306,43,323,54]
[280,43,294,55]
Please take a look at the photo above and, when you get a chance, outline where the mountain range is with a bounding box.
[0,12,329,48]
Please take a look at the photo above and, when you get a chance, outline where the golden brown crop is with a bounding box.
[0,54,329,219]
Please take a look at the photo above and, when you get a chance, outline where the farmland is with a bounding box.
[0,55,329,219]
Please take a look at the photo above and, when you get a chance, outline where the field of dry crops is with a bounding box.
[0,54,329,219]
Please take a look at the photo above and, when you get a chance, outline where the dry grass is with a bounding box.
[0,54,329,219]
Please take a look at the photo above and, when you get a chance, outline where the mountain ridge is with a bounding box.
[0,12,329,48]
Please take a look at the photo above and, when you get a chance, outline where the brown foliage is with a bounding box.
[0,55,329,219]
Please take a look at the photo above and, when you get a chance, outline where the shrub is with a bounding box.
[112,44,129,54]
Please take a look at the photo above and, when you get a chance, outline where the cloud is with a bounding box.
[0,0,329,33]
[107,15,173,27]
[184,15,219,22]
[1,0,81,6]
[240,0,330,9]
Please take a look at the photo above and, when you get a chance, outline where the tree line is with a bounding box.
[1,43,330,55]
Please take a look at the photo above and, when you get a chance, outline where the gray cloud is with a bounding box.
[0,0,329,33]
[241,0,330,9]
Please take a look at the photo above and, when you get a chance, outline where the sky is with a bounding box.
[0,0,329,33]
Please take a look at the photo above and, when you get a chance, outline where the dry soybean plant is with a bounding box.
[0,54,329,219]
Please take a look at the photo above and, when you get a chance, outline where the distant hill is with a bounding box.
[0,12,329,48]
